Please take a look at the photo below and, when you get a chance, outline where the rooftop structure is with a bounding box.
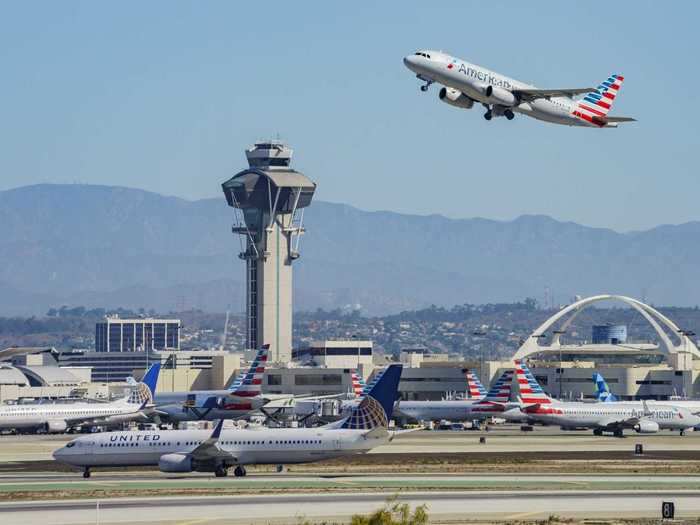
[95,317,181,353]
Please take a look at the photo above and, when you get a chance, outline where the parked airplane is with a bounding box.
[403,50,635,127]
[0,363,160,433]
[152,345,271,422]
[394,369,514,423]
[511,361,700,437]
[54,364,403,479]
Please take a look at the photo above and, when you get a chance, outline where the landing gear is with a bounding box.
[484,111,492,121]
[420,81,433,92]
[82,467,91,479]
[504,109,515,120]
[215,466,228,478]
[614,429,624,438]
[276,464,285,473]
[234,466,247,477]
[593,429,603,436]
[680,429,686,436]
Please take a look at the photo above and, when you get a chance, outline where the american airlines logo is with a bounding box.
[451,63,512,90]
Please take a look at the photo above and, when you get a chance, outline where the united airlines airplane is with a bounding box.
[510,361,700,437]
[53,364,403,479]
[403,50,635,127]
[394,369,514,423]
[0,363,160,433]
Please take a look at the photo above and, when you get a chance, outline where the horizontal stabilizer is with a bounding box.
[602,116,636,122]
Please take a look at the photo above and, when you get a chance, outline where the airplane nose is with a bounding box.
[403,55,417,70]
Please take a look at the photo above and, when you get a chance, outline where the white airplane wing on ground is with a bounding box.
[190,420,236,461]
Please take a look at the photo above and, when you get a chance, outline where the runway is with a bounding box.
[1,490,699,524]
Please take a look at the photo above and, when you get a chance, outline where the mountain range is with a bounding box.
[0,184,697,316]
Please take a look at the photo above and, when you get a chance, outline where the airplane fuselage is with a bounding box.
[403,51,615,127]
[53,427,387,468]
[396,399,516,422]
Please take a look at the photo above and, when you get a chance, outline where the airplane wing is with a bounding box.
[190,419,236,461]
[513,87,596,100]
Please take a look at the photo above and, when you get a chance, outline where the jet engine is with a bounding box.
[485,85,517,107]
[46,420,68,433]
[159,453,193,473]
[633,420,660,434]
[438,87,474,109]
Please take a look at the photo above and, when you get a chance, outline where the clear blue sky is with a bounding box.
[1,1,697,231]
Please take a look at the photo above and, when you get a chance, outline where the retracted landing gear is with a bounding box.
[215,465,228,478]
[234,466,247,477]
[83,467,91,479]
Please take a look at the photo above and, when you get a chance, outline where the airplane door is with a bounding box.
[334,438,342,451]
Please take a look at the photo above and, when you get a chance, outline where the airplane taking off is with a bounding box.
[511,361,700,437]
[54,364,403,479]
[403,50,635,127]
[0,363,160,433]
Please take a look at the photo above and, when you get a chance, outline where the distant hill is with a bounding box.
[0,184,698,316]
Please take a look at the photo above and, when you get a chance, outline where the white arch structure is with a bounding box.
[513,294,700,361]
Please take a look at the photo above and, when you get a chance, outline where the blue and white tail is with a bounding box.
[593,372,617,402]
[340,364,403,430]
[126,362,161,407]
[466,369,488,399]
[482,369,514,403]
[228,344,269,398]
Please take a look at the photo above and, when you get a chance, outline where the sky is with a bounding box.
[0,1,698,232]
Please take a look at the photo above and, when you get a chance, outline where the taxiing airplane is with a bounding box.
[394,369,514,423]
[53,364,403,479]
[403,50,635,127]
[0,363,160,433]
[152,345,271,423]
[510,361,700,437]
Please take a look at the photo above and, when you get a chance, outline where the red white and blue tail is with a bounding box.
[466,369,488,398]
[482,369,514,403]
[572,74,624,126]
[228,344,269,398]
[514,360,552,404]
[351,369,366,398]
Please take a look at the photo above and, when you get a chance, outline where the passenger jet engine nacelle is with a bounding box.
[485,85,517,107]
[633,420,660,434]
[438,87,474,109]
[159,453,194,473]
[46,420,68,433]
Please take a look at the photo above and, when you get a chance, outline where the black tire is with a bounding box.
[83,469,91,479]
[484,112,492,121]
[215,466,227,478]
[593,429,603,436]
[234,466,246,477]
[505,110,515,120]
[420,85,429,92]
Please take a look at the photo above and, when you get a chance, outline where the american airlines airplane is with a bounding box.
[0,363,160,433]
[53,364,403,479]
[403,50,635,127]
[394,369,514,423]
[152,345,271,422]
[510,361,700,437]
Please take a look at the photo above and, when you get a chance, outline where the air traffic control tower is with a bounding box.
[222,142,316,363]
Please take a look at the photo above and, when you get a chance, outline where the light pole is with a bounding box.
[553,329,566,399]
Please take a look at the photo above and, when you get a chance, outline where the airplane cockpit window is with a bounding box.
[414,52,431,59]
[66,441,76,448]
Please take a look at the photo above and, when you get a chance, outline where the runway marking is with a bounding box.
[176,519,212,525]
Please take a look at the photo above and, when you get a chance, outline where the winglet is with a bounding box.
[211,419,225,440]
[141,362,161,397]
